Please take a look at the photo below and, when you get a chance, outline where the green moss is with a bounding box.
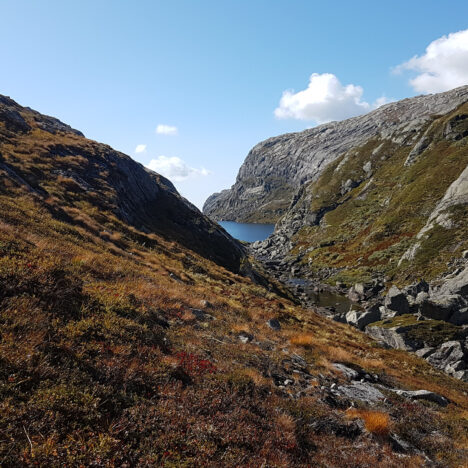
[370,314,462,347]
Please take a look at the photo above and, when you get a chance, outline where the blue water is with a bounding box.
[219,221,275,243]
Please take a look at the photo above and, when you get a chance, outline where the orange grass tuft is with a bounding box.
[346,408,390,435]
[289,333,314,348]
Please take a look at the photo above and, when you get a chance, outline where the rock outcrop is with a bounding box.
[356,267,468,381]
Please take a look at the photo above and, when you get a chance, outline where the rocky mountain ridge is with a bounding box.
[204,86,468,223]
[245,89,468,381]
[0,94,246,273]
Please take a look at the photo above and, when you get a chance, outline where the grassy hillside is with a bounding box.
[290,103,468,286]
[0,99,467,466]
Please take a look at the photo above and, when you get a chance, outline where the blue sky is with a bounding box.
[1,1,468,208]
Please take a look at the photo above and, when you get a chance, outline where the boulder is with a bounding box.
[415,291,430,304]
[354,283,366,296]
[427,341,466,377]
[238,332,254,344]
[437,264,468,298]
[445,360,467,373]
[332,313,348,324]
[444,113,468,141]
[346,305,381,330]
[366,324,420,351]
[384,286,409,315]
[393,389,448,406]
[190,308,214,321]
[347,286,363,302]
[406,295,418,314]
[332,363,359,381]
[335,382,385,404]
[341,178,361,195]
[451,370,468,381]
[418,295,461,321]
[449,307,468,326]
[415,347,435,359]
[404,280,429,297]
[266,318,281,330]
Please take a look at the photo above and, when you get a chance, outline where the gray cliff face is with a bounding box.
[203,86,468,223]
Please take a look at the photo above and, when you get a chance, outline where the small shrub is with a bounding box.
[175,351,217,377]
[346,408,390,436]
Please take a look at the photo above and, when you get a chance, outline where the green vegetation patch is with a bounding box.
[370,314,462,347]
[291,102,468,285]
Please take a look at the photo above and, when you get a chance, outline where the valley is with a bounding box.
[0,92,467,466]
[205,86,468,388]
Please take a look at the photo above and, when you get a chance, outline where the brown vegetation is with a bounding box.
[346,408,391,436]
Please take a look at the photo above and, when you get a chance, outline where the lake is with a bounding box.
[219,221,275,243]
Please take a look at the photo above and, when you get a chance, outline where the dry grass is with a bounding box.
[231,323,251,333]
[290,333,314,348]
[240,367,269,386]
[346,408,391,436]
[320,344,355,363]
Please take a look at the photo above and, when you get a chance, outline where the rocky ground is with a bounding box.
[251,239,468,382]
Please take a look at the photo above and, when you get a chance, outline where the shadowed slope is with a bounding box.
[0,94,245,273]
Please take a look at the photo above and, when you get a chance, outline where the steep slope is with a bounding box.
[255,101,468,285]
[1,96,468,467]
[0,95,245,273]
[203,86,468,223]
[250,96,468,382]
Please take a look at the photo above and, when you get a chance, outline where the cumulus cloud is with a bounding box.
[146,156,210,182]
[156,124,178,135]
[395,29,468,94]
[274,73,385,123]
[135,144,146,153]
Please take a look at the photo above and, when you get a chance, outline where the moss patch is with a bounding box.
[290,102,468,285]
[370,314,463,347]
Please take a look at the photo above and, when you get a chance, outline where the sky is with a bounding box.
[1,1,468,209]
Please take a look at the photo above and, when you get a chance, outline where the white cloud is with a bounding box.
[395,29,468,94]
[374,96,390,108]
[274,73,385,123]
[146,156,210,182]
[156,124,178,135]
[135,144,147,153]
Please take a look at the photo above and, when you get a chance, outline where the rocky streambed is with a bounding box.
[252,242,468,382]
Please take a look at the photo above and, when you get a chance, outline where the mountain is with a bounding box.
[204,86,468,223]
[204,86,468,384]
[1,95,468,466]
[252,87,468,286]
